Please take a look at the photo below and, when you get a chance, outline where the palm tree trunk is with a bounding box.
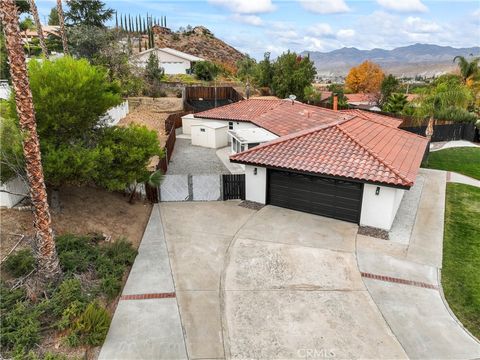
[56,0,68,55]
[0,0,61,279]
[29,0,48,58]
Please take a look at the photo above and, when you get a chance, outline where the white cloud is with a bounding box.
[298,0,350,14]
[232,14,263,26]
[377,0,428,13]
[337,29,355,38]
[307,23,334,36]
[405,17,441,33]
[208,0,275,14]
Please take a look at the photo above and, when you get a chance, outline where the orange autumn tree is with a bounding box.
[345,60,385,93]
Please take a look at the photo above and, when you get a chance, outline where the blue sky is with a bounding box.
[34,0,480,59]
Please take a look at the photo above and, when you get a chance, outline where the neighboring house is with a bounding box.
[345,93,380,111]
[0,177,28,208]
[131,47,204,74]
[182,99,427,231]
[21,25,60,43]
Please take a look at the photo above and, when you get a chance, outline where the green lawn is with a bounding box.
[424,147,480,180]
[442,183,480,339]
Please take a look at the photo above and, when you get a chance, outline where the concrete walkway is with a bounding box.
[357,169,480,359]
[447,171,480,188]
[430,140,479,152]
[99,205,187,359]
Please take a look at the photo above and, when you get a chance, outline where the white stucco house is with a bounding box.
[183,100,428,231]
[132,47,204,75]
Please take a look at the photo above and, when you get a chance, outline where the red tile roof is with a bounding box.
[195,99,351,136]
[345,93,378,104]
[230,117,428,187]
[340,109,402,128]
[195,99,284,122]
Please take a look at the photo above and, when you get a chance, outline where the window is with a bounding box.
[248,142,260,149]
[200,128,205,132]
[229,122,233,130]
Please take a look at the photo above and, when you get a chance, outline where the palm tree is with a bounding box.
[383,93,408,114]
[0,0,61,279]
[415,77,474,140]
[28,0,48,58]
[453,55,480,86]
[56,0,68,55]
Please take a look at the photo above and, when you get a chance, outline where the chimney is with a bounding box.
[333,95,338,111]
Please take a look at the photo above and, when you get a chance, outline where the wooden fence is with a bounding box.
[184,86,243,112]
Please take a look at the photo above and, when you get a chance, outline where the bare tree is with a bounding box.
[56,0,68,55]
[29,0,48,58]
[0,0,61,279]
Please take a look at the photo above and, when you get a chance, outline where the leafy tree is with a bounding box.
[383,93,408,114]
[304,85,322,105]
[193,61,219,81]
[271,51,316,101]
[3,57,120,186]
[255,52,273,88]
[65,0,114,27]
[2,56,161,199]
[236,55,257,82]
[15,0,30,14]
[345,60,385,93]
[19,17,35,31]
[67,25,114,60]
[380,74,400,105]
[94,41,144,97]
[95,125,162,192]
[48,6,60,25]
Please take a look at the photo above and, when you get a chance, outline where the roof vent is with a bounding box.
[288,94,296,104]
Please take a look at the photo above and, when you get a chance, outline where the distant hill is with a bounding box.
[302,43,480,77]
[145,25,244,70]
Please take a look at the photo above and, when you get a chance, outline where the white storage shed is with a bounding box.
[191,122,228,149]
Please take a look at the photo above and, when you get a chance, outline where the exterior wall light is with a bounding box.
[254,167,257,175]
[375,186,381,195]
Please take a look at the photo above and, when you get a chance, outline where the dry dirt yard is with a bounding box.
[0,186,152,256]
[121,97,184,147]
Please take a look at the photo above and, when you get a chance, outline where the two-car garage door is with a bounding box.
[268,170,363,223]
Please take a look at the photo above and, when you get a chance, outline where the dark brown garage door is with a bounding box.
[268,170,363,223]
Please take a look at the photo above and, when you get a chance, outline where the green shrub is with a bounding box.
[55,234,98,273]
[101,239,136,266]
[0,282,26,312]
[1,301,41,351]
[71,301,111,346]
[4,249,35,277]
[12,349,72,360]
[55,300,86,331]
[49,278,87,318]
[100,275,122,300]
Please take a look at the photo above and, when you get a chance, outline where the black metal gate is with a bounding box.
[222,174,245,200]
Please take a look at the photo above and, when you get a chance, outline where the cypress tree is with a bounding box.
[136,15,139,33]
[139,37,142,52]
[115,11,118,28]
[142,17,146,34]
[124,14,127,32]
[129,15,132,32]
[164,16,167,28]
[120,14,123,30]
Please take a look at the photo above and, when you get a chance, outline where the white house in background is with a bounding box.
[182,99,428,231]
[131,47,204,75]
[0,81,11,100]
[0,177,28,208]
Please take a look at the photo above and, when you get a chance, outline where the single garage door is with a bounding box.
[268,170,363,223]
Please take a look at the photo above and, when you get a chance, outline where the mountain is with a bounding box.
[302,43,480,77]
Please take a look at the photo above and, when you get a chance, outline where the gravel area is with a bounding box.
[167,139,230,175]
[358,226,389,240]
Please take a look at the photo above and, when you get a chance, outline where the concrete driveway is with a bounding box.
[160,202,406,359]
[102,181,479,359]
